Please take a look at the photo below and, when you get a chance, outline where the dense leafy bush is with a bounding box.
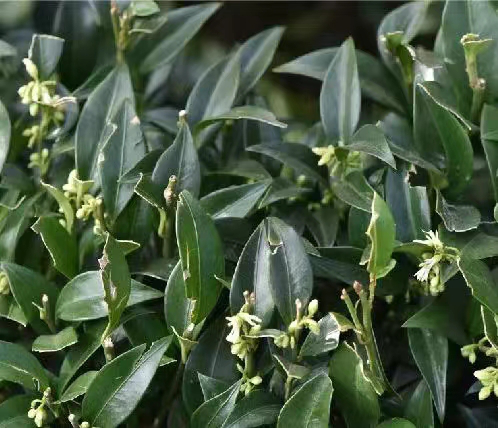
[3,0,498,426]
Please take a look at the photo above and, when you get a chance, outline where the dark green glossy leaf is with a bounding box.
[408,329,447,423]
[435,190,480,232]
[59,371,98,403]
[320,37,360,144]
[56,271,162,321]
[481,104,498,202]
[164,261,194,336]
[139,3,221,73]
[198,373,230,401]
[459,257,498,315]
[0,100,10,173]
[267,217,313,324]
[329,343,380,428]
[247,142,327,186]
[332,170,374,212]
[230,220,274,326]
[223,390,281,428]
[201,181,270,220]
[404,380,434,428]
[0,295,27,326]
[0,340,49,391]
[29,34,64,78]
[306,206,339,247]
[41,181,74,233]
[130,0,159,17]
[277,373,332,428]
[311,247,369,285]
[300,313,340,357]
[462,233,498,260]
[1,262,59,334]
[347,124,395,168]
[191,381,240,428]
[176,191,224,323]
[32,216,78,279]
[32,326,78,353]
[377,419,416,428]
[100,100,146,222]
[0,395,35,428]
[75,64,133,181]
[82,337,170,428]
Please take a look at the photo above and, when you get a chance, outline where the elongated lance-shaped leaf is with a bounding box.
[41,181,74,232]
[75,63,134,181]
[28,34,64,79]
[99,234,131,339]
[0,99,10,174]
[99,100,146,223]
[176,191,225,323]
[365,192,396,279]
[320,37,360,144]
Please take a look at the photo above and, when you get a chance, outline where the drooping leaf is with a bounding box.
[99,100,146,222]
[176,191,225,323]
[201,181,270,220]
[266,217,313,324]
[56,271,162,321]
[32,326,78,353]
[320,37,360,144]
[75,64,134,181]
[329,343,380,428]
[82,337,170,428]
[408,329,447,423]
[435,191,480,232]
[0,340,49,391]
[365,192,396,279]
[299,313,340,357]
[277,373,332,428]
[191,381,241,428]
[230,220,274,326]
[32,216,78,279]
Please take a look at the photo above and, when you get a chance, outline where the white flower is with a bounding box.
[414,230,443,251]
[414,257,438,283]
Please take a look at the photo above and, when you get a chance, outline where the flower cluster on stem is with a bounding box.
[27,388,53,427]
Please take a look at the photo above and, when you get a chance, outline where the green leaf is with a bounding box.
[186,53,240,128]
[130,0,159,17]
[28,34,64,78]
[332,170,375,212]
[41,181,74,233]
[461,233,498,260]
[435,191,480,232]
[0,295,27,326]
[59,371,98,403]
[82,337,170,428]
[417,84,473,198]
[56,271,162,321]
[0,395,36,428]
[223,390,280,428]
[404,380,434,428]
[100,234,131,336]
[59,320,107,391]
[458,257,498,315]
[481,104,498,202]
[0,99,10,174]
[183,318,238,414]
[266,217,313,324]
[247,142,327,186]
[176,191,225,323]
[164,261,194,336]
[306,206,339,247]
[347,125,395,168]
[481,305,498,349]
[258,178,310,208]
[99,100,146,222]
[32,216,78,279]
[139,3,221,73]
[377,419,416,428]
[75,64,134,181]
[300,313,340,357]
[277,373,332,428]
[201,181,270,220]
[1,262,59,334]
[329,343,380,428]
[408,329,447,423]
[191,381,241,428]
[230,220,274,326]
[320,37,360,144]
[150,117,201,202]
[214,159,271,181]
[32,326,78,353]
[0,340,49,391]
[385,166,430,242]
[311,247,369,286]
[198,373,230,401]
[237,26,284,99]
[196,106,287,134]
[366,193,396,279]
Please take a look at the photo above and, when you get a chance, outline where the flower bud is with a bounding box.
[479,385,492,401]
[23,58,38,80]
[288,320,298,334]
[81,422,91,428]
[308,299,318,316]
[28,408,36,419]
[34,407,47,427]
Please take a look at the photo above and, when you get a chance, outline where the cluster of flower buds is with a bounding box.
[27,388,51,427]
[474,366,498,400]
[0,271,10,295]
[461,343,479,364]
[312,145,361,178]
[68,414,96,428]
[28,148,50,175]
[275,299,320,350]
[237,362,263,396]
[413,230,460,296]
[226,292,262,360]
